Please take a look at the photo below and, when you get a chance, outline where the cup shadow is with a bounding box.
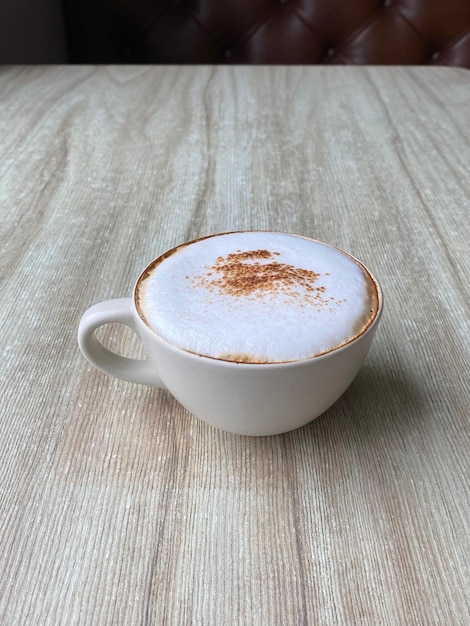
[293,357,426,446]
[203,357,428,491]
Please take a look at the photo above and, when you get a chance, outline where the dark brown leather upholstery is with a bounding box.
[64,0,470,67]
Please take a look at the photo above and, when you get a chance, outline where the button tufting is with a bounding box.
[65,0,470,68]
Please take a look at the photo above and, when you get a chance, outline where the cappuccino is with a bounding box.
[136,232,379,363]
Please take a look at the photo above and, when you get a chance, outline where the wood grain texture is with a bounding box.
[0,65,469,625]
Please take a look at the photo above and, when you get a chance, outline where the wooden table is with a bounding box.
[1,65,469,625]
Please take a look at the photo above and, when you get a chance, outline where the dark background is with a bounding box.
[1,0,470,66]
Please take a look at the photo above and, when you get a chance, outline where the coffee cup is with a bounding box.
[78,231,383,435]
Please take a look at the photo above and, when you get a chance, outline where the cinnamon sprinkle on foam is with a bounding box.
[191,249,336,308]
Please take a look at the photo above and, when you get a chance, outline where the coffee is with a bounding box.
[136,232,379,363]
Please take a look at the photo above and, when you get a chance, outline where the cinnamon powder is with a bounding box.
[192,249,338,308]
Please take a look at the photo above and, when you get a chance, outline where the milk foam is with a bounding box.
[137,232,378,362]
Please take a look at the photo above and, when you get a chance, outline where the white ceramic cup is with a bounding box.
[78,233,383,436]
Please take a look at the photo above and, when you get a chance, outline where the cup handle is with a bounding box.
[78,298,166,388]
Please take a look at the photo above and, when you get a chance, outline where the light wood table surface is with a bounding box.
[1,65,469,625]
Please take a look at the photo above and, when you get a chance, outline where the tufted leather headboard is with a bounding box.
[64,0,470,67]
